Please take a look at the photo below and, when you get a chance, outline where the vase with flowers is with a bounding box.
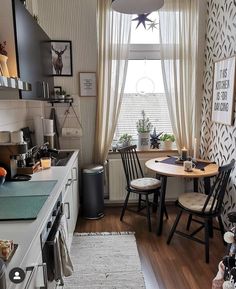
[0,41,9,77]
[136,110,152,150]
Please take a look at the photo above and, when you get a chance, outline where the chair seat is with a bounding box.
[178,192,215,213]
[130,178,161,191]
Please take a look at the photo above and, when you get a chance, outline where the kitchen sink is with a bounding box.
[51,150,74,166]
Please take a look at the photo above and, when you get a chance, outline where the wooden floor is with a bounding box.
[75,205,225,289]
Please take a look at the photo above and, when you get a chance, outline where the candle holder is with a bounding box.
[181,149,188,161]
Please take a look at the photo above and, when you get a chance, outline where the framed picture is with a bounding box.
[53,86,62,95]
[212,55,236,125]
[79,72,97,97]
[50,40,72,76]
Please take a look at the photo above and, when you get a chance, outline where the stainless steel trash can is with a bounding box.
[82,165,104,219]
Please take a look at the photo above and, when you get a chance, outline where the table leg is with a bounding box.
[193,179,198,192]
[157,175,167,236]
[204,177,211,195]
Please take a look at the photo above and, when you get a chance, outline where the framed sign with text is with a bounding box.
[211,56,236,125]
[79,72,97,97]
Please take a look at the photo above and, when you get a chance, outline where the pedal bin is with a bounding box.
[82,165,104,219]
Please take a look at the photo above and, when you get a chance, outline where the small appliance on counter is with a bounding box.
[0,142,30,181]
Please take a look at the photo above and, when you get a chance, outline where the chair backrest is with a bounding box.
[118,145,144,188]
[202,159,235,214]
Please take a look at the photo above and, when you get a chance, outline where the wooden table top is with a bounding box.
[145,157,219,178]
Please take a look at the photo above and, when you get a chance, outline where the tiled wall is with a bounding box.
[0,99,43,143]
[200,0,236,228]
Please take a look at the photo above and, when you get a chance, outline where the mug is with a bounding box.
[183,160,195,172]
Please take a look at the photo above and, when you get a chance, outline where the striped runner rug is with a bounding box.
[64,232,146,289]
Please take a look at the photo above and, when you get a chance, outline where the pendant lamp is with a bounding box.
[111,0,164,14]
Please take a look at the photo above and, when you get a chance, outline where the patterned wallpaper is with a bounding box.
[200,0,236,227]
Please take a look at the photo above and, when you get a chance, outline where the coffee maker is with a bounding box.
[0,143,28,180]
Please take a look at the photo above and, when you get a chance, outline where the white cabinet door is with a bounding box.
[64,171,74,249]
[14,253,47,289]
[71,157,79,230]
[63,155,79,249]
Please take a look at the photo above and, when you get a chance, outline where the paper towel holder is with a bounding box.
[61,103,83,138]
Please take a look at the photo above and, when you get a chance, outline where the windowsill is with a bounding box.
[108,148,178,159]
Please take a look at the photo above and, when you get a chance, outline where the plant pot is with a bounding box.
[160,140,173,150]
[138,132,150,150]
[0,54,9,77]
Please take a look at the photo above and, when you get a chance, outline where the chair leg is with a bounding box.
[204,219,210,263]
[164,205,168,219]
[152,192,158,213]
[186,214,192,231]
[120,191,130,221]
[137,194,142,211]
[145,195,152,232]
[218,215,225,242]
[167,210,183,244]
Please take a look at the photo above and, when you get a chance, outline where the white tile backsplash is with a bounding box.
[0,100,43,136]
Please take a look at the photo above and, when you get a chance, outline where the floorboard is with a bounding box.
[75,205,225,289]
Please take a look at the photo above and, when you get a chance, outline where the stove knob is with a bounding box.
[57,201,61,209]
[47,221,52,229]
[52,210,57,217]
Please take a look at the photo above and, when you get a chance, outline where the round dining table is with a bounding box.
[145,156,219,235]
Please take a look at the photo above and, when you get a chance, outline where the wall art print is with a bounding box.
[212,56,236,125]
[50,40,72,76]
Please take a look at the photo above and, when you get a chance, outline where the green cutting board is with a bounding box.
[0,195,49,220]
[0,180,57,197]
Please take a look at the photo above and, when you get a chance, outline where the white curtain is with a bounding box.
[94,0,131,164]
[159,0,199,153]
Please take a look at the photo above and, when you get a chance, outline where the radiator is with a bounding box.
[108,158,185,202]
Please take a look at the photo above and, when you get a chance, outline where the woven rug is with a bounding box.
[64,232,146,289]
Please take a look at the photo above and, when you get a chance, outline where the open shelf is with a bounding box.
[0,76,31,91]
[48,97,74,104]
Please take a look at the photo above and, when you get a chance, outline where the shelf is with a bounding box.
[48,98,74,104]
[0,76,31,91]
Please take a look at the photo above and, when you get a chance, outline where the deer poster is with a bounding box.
[50,40,72,76]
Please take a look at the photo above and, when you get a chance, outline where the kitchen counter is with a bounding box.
[0,150,79,289]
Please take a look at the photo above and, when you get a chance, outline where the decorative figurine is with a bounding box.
[150,128,163,149]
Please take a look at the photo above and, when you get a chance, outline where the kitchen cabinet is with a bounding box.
[0,0,54,100]
[12,239,47,289]
[64,156,79,249]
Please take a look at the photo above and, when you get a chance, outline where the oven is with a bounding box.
[40,193,63,289]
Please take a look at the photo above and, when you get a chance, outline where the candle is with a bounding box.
[181,147,188,160]
[193,138,197,160]
[40,157,51,169]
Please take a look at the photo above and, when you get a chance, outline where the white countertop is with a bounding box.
[0,150,79,287]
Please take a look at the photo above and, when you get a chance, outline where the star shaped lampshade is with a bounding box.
[111,0,164,14]
[132,14,152,29]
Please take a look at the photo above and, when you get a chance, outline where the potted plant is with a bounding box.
[160,133,175,150]
[0,41,10,77]
[118,133,133,148]
[136,110,152,150]
[55,89,68,100]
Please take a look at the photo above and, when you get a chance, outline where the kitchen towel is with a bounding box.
[53,214,73,285]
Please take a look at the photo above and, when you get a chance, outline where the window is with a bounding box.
[114,12,172,144]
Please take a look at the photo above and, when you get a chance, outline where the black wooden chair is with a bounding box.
[167,159,235,263]
[118,145,166,232]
